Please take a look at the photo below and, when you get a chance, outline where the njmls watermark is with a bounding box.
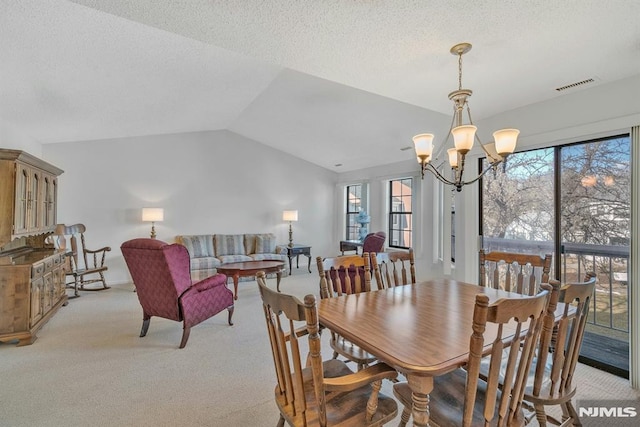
[577,400,639,426]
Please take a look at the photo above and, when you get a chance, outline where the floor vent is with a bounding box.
[555,78,596,92]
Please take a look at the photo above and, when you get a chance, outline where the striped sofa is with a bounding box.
[176,233,288,281]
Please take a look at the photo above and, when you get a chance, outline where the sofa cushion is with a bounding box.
[214,234,245,256]
[177,235,214,258]
[217,254,253,264]
[244,234,258,255]
[189,257,222,271]
[255,234,277,254]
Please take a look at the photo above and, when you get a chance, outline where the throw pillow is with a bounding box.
[179,235,214,258]
[214,234,245,256]
[255,234,276,254]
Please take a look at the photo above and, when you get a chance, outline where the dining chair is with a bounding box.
[393,285,552,427]
[370,249,415,290]
[479,249,552,295]
[317,254,376,370]
[256,271,398,427]
[523,273,597,426]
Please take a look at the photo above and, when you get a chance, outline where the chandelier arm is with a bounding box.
[455,160,504,187]
[432,112,457,161]
[475,134,502,163]
[466,104,502,163]
[422,163,458,186]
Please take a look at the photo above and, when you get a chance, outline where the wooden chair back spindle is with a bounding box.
[479,250,552,295]
[371,249,415,289]
[317,254,371,297]
[392,285,552,427]
[525,273,597,425]
[316,254,376,370]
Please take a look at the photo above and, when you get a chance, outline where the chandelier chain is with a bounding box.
[458,51,463,90]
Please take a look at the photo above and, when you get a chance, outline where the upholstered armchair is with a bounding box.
[362,231,386,253]
[121,238,234,348]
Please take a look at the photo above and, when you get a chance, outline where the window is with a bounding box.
[480,134,631,376]
[345,184,362,240]
[388,178,413,249]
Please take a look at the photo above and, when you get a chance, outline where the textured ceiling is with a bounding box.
[2,0,640,172]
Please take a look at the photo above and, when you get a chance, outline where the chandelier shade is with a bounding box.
[493,129,520,155]
[413,42,519,191]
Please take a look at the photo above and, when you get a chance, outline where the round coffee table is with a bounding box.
[216,260,285,300]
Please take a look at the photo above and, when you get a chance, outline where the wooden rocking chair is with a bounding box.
[52,223,111,298]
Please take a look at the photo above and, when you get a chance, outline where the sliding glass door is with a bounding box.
[558,137,631,377]
[480,147,555,275]
[480,135,631,377]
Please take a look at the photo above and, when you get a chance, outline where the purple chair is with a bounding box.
[362,231,386,253]
[121,238,234,348]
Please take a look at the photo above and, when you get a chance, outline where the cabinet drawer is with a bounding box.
[32,262,45,278]
[52,253,64,267]
[44,257,54,272]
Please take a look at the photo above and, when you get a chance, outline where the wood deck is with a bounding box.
[579,331,629,379]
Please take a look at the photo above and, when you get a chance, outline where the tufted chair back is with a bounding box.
[121,238,190,321]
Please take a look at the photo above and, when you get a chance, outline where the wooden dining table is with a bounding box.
[317,278,540,427]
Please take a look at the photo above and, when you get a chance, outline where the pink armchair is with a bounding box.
[362,231,386,253]
[121,238,234,348]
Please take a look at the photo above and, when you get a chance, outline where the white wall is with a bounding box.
[1,120,42,155]
[42,130,337,284]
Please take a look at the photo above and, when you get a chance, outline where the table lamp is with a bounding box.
[142,208,164,238]
[282,210,298,247]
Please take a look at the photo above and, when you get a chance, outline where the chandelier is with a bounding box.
[413,43,519,191]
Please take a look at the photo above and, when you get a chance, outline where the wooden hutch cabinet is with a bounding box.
[0,149,66,346]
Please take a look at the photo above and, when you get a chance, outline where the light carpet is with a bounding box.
[1,269,637,426]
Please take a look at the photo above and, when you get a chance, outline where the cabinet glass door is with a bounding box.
[13,164,29,234]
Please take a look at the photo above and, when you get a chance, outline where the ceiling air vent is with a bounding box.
[555,78,595,92]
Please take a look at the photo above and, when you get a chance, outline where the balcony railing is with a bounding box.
[482,237,630,333]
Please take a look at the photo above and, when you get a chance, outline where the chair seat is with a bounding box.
[72,266,108,276]
[277,359,398,427]
[331,335,377,366]
[393,369,526,427]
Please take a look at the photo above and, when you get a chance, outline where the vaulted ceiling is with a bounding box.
[2,1,639,172]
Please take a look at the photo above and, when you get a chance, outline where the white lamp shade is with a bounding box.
[451,125,476,152]
[447,148,459,168]
[282,210,298,222]
[412,134,434,159]
[493,129,519,155]
[142,208,164,222]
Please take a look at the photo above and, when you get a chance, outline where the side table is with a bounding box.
[285,244,312,273]
[339,239,363,255]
